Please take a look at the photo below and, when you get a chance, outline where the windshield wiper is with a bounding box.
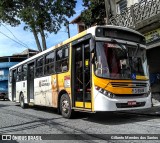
[111,39,127,53]
[133,43,140,60]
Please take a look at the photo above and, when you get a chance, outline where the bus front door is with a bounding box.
[72,41,92,110]
[27,63,34,103]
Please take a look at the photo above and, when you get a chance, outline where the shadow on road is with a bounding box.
[82,111,159,125]
[0,104,10,108]
[31,105,92,120]
[28,105,59,114]
[1,141,18,143]
[15,103,160,124]
[0,100,12,108]
[0,115,63,134]
[3,100,159,127]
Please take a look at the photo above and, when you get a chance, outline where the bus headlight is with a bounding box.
[95,86,115,98]
[144,90,151,97]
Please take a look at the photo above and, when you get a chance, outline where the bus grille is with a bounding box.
[116,102,145,108]
[111,82,147,88]
[115,94,145,98]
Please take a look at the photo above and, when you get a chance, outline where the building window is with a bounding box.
[116,0,127,14]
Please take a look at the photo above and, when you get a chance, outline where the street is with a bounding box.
[0,100,160,143]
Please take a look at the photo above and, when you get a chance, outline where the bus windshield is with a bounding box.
[94,41,148,79]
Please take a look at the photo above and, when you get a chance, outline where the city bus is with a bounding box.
[8,25,151,118]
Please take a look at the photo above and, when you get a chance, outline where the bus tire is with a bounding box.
[60,94,74,118]
[20,93,26,109]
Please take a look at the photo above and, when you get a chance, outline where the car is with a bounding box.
[0,92,8,100]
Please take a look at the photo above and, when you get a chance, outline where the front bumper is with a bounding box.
[94,89,151,111]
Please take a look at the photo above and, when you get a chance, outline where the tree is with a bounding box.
[19,0,76,51]
[0,0,20,26]
[0,0,77,52]
[81,0,106,27]
[81,0,116,27]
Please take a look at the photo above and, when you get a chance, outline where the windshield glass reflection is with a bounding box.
[94,42,148,79]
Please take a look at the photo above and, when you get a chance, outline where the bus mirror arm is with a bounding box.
[133,43,140,59]
[91,52,96,64]
[90,38,95,53]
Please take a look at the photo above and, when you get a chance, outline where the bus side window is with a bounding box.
[45,51,55,75]
[56,45,69,73]
[17,66,22,81]
[22,64,27,80]
[36,57,44,77]
[62,48,69,71]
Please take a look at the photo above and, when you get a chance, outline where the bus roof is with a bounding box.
[9,29,88,70]
[9,25,144,70]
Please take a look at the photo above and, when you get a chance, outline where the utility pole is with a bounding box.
[64,21,70,38]
[66,23,70,38]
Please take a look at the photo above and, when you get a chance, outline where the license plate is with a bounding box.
[128,101,137,106]
[132,88,145,94]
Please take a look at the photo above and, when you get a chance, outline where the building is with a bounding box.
[70,0,130,33]
[0,49,38,100]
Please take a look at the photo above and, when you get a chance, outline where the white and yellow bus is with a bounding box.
[8,25,151,118]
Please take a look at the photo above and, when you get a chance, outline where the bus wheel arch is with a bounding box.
[58,90,68,113]
[58,90,74,118]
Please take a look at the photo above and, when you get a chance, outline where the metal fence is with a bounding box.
[109,0,160,28]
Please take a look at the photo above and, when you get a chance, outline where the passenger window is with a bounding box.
[56,45,69,73]
[57,49,63,61]
[22,64,27,80]
[45,51,55,75]
[36,57,44,77]
[17,66,22,81]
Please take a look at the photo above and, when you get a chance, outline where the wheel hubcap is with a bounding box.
[62,99,69,114]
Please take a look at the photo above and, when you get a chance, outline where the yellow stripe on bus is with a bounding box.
[75,102,91,109]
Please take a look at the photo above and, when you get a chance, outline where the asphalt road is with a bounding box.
[0,100,160,143]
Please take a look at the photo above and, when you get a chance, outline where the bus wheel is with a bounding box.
[60,94,74,118]
[20,94,25,109]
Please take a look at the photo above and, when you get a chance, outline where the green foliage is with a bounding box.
[0,0,77,51]
[81,0,106,27]
[0,0,20,26]
[19,0,76,34]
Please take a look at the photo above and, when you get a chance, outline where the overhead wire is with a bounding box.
[0,30,29,48]
[1,24,29,48]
